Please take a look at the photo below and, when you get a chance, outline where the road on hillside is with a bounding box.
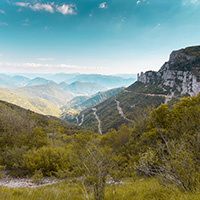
[92,108,102,135]
[114,96,134,123]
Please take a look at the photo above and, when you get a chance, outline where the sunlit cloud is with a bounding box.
[14,2,77,15]
[30,3,54,13]
[56,4,76,15]
[99,2,107,9]
[15,2,30,7]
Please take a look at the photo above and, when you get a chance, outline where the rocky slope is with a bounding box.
[137,46,200,97]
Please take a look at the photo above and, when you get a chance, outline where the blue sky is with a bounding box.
[0,0,200,74]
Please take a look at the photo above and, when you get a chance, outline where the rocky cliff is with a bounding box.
[137,46,200,96]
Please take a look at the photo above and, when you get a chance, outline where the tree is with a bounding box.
[69,134,119,200]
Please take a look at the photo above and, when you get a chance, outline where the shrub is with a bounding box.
[22,146,70,176]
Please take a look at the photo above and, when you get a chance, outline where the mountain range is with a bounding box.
[0,73,136,89]
[0,73,135,117]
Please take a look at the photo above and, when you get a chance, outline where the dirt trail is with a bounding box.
[114,96,134,123]
[92,108,102,135]
[75,114,79,124]
[0,178,57,188]
[78,114,84,126]
[124,90,168,98]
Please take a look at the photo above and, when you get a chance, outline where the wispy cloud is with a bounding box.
[182,0,200,5]
[15,2,30,7]
[0,10,5,14]
[35,58,55,61]
[136,0,149,5]
[0,22,8,26]
[99,2,107,9]
[21,18,29,26]
[0,62,109,73]
[56,4,76,15]
[0,54,3,57]
[30,3,54,13]
[0,62,106,70]
[190,0,199,3]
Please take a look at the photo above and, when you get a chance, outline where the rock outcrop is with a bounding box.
[137,46,200,96]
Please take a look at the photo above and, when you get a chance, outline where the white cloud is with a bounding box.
[14,2,77,15]
[0,22,8,26]
[15,2,30,7]
[30,3,54,13]
[56,4,76,15]
[0,10,5,14]
[99,2,107,9]
[35,58,55,61]
[0,54,3,57]
[136,0,141,4]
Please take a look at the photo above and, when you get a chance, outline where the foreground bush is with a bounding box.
[22,146,70,176]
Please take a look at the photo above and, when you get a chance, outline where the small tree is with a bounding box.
[70,135,118,200]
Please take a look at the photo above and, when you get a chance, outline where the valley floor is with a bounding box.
[0,178,199,200]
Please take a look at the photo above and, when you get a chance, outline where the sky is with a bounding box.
[0,0,200,75]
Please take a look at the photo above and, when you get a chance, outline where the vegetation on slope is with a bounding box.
[75,88,165,133]
[61,87,123,119]
[0,87,62,116]
[0,94,200,199]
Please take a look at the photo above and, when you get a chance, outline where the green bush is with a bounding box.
[22,146,70,176]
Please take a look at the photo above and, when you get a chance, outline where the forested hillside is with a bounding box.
[61,87,123,120]
[72,83,165,133]
[0,95,199,199]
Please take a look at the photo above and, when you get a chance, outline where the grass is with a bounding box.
[0,178,200,200]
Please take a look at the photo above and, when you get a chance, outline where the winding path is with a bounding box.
[78,114,84,126]
[75,114,79,124]
[114,96,134,123]
[124,90,168,98]
[92,108,102,135]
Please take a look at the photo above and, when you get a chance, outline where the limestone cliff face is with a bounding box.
[137,46,200,96]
